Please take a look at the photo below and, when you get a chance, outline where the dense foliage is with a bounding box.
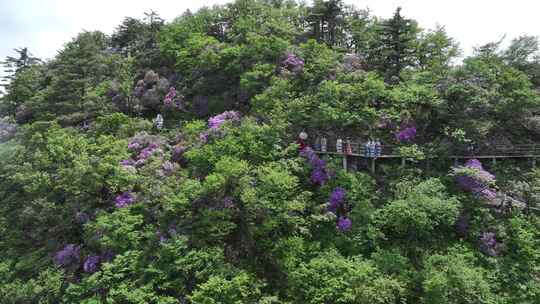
[2,0,540,303]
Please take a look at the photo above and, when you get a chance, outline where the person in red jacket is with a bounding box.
[297,131,308,150]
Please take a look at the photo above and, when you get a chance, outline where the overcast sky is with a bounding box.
[1,0,539,64]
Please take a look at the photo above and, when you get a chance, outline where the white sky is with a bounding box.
[0,0,539,64]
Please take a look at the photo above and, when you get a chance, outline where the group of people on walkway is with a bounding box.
[298,132,383,158]
[363,139,382,158]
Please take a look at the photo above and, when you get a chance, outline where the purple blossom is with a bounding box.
[222,196,234,209]
[137,144,158,160]
[134,159,147,167]
[83,255,101,273]
[465,159,483,169]
[162,161,177,175]
[208,111,241,130]
[157,231,167,243]
[454,159,497,200]
[479,232,501,256]
[172,145,186,162]
[120,159,134,168]
[282,53,304,73]
[328,187,346,213]
[337,217,352,232]
[115,192,136,208]
[168,225,178,237]
[310,157,326,169]
[299,147,316,162]
[128,141,142,151]
[311,168,330,185]
[396,127,417,142]
[199,132,209,144]
[300,147,331,186]
[54,244,81,267]
[163,87,177,105]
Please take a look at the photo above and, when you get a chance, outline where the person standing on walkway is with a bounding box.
[336,138,343,153]
[364,140,370,157]
[375,139,382,158]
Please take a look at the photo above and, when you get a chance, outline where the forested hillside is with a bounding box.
[1,0,540,303]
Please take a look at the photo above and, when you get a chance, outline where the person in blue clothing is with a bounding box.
[375,139,382,158]
[364,140,371,157]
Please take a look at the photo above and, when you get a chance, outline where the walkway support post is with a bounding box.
[371,158,375,174]
[401,158,406,168]
[342,155,348,171]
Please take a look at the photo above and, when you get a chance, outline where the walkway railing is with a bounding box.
[312,140,540,158]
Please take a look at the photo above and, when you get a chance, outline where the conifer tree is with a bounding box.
[369,7,419,83]
[0,47,41,90]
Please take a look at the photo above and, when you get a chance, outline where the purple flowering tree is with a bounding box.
[337,216,352,232]
[208,111,241,130]
[328,187,346,213]
[396,127,417,142]
[326,187,352,233]
[300,147,331,185]
[479,232,501,256]
[83,255,101,273]
[54,244,81,268]
[199,111,241,144]
[163,87,176,105]
[115,192,136,208]
[282,53,305,73]
[163,87,184,110]
[452,159,497,201]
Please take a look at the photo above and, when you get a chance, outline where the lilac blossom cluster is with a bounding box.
[282,53,304,73]
[328,187,346,213]
[479,232,501,256]
[300,147,331,185]
[54,244,114,273]
[83,255,101,273]
[54,244,81,268]
[115,191,136,208]
[453,159,497,200]
[337,217,352,232]
[208,111,241,130]
[82,251,115,273]
[163,87,184,109]
[172,145,187,163]
[396,127,417,142]
[121,134,164,168]
[199,111,241,144]
[326,187,352,232]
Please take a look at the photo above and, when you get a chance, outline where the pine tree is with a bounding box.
[307,0,345,47]
[1,47,41,89]
[369,7,419,83]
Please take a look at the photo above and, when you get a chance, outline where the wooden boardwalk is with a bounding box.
[311,140,540,173]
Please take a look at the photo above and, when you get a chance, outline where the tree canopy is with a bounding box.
[1,1,540,303]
